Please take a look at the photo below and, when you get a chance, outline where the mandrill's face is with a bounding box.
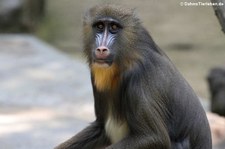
[91,17,123,68]
[83,5,141,70]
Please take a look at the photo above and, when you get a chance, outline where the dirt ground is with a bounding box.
[36,0,225,101]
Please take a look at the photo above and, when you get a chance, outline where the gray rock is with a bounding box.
[0,34,94,149]
[0,0,45,32]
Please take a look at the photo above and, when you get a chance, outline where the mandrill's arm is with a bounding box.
[54,121,110,149]
[105,76,171,149]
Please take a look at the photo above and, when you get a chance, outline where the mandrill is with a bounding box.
[55,4,212,149]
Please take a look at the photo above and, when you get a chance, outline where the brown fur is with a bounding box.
[91,64,120,91]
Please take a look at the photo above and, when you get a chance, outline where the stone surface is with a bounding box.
[0,34,94,149]
[207,112,225,149]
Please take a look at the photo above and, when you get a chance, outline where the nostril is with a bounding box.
[102,48,107,52]
[96,46,109,54]
[97,48,101,52]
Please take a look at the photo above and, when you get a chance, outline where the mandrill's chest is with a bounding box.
[105,112,129,144]
[91,63,129,143]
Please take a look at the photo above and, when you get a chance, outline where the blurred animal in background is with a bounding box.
[0,0,45,32]
[208,67,225,116]
[55,4,212,149]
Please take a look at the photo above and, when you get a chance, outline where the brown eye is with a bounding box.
[96,23,104,30]
[110,23,121,34]
[111,24,118,30]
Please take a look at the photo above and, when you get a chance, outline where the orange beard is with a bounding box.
[91,63,120,91]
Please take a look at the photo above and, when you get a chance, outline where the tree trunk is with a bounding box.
[211,0,225,34]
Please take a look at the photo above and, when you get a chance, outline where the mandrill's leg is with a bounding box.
[55,121,110,149]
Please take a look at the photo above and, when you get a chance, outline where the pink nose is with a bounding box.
[96,46,109,54]
[95,46,110,59]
